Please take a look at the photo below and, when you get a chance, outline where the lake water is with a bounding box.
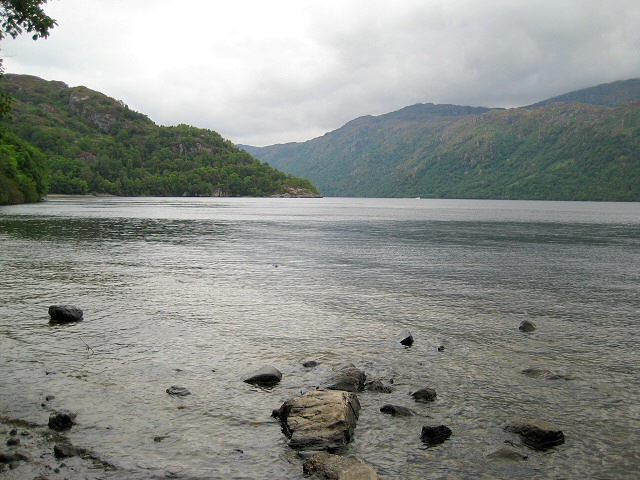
[0,196,639,479]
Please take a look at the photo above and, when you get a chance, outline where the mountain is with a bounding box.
[0,74,319,203]
[241,79,640,201]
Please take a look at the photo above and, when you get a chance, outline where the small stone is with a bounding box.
[380,404,414,416]
[365,379,394,393]
[243,366,282,387]
[48,411,77,431]
[487,445,529,461]
[399,331,414,346]
[519,320,536,332]
[54,444,83,458]
[9,429,17,436]
[412,387,437,402]
[437,345,445,352]
[420,424,452,445]
[302,360,318,368]
[48,305,84,323]
[166,386,191,396]
[45,395,56,401]
[6,438,20,446]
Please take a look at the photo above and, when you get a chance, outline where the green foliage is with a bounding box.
[244,81,640,201]
[0,74,319,203]
[0,129,49,203]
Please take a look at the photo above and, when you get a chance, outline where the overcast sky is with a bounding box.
[3,0,640,146]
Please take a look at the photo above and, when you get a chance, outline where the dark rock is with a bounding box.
[505,418,565,450]
[166,385,191,396]
[48,305,83,323]
[243,366,282,387]
[271,408,282,418]
[323,365,366,392]
[412,387,437,402]
[420,424,452,445]
[437,345,445,352]
[519,320,536,332]
[303,451,380,479]
[399,331,414,346]
[0,451,29,463]
[45,395,56,401]
[303,360,319,368]
[487,445,529,461]
[6,438,20,446]
[279,389,361,449]
[365,379,394,393]
[380,404,414,417]
[9,429,17,436]
[48,411,77,431]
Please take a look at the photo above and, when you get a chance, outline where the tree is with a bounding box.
[0,0,56,119]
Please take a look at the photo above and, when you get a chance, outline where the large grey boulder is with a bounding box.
[323,365,366,392]
[279,390,361,449]
[505,418,565,450]
[243,366,282,387]
[48,305,83,323]
[303,452,379,479]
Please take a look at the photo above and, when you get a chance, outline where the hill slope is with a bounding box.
[0,74,319,201]
[242,79,640,200]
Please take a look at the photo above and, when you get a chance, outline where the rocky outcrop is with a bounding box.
[420,424,452,445]
[279,390,361,449]
[243,366,282,387]
[303,452,379,479]
[505,418,565,450]
[48,305,83,323]
[323,365,366,392]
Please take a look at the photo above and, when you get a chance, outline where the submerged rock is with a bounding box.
[487,444,529,461]
[399,331,414,347]
[412,387,437,403]
[518,320,536,332]
[48,411,77,431]
[279,389,361,449]
[303,451,380,479]
[48,305,83,323]
[303,360,319,368]
[380,404,414,417]
[505,418,565,450]
[521,368,574,381]
[243,366,282,387]
[420,424,452,445]
[365,379,394,393]
[54,444,89,458]
[323,365,366,392]
[166,386,191,396]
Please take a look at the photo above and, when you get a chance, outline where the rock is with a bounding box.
[279,389,361,449]
[420,424,452,445]
[412,387,437,402]
[166,385,191,396]
[437,345,445,352]
[0,451,29,464]
[380,404,414,417]
[303,360,319,368]
[48,305,83,323]
[505,418,565,450]
[303,451,380,479]
[6,438,20,446]
[399,331,414,346]
[365,379,394,393]
[54,444,88,458]
[487,445,529,461]
[521,368,574,381]
[323,365,366,392]
[243,366,282,387]
[519,320,536,332]
[48,411,77,431]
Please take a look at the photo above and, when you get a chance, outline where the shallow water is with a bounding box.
[0,196,639,479]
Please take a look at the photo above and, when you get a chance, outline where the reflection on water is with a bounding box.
[1,196,639,479]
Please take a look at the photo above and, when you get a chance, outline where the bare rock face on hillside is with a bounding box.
[278,390,361,449]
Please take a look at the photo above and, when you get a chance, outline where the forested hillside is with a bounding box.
[0,74,319,204]
[242,79,640,201]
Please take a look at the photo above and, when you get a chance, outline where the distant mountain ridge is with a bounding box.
[241,79,640,200]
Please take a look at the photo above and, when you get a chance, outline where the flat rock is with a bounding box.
[487,445,529,461]
[505,418,565,450]
[48,305,83,323]
[279,389,361,449]
[420,424,452,445]
[519,320,536,332]
[303,451,379,479]
[166,385,191,396]
[412,387,437,402]
[380,404,414,417]
[323,365,366,392]
[48,411,77,431]
[243,366,282,387]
